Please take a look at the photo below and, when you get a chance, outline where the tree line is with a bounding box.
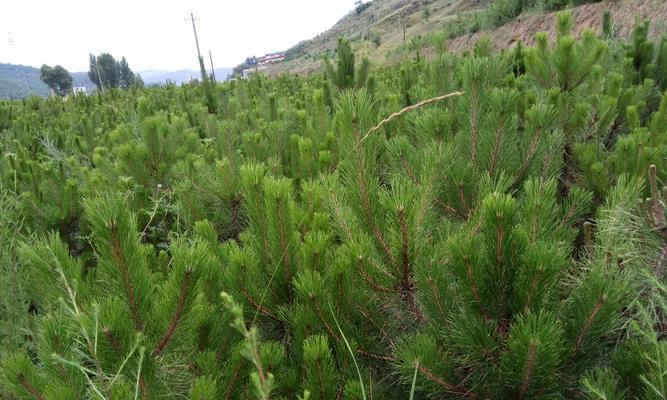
[39,52,142,97]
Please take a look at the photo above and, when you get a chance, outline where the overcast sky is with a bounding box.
[1,0,355,72]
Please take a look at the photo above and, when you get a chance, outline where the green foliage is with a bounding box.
[1,15,667,400]
[39,65,72,96]
[324,37,374,93]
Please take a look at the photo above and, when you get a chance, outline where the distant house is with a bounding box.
[241,65,267,78]
[257,52,286,66]
[72,86,87,94]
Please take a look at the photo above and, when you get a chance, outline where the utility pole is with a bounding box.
[94,57,105,92]
[209,50,216,82]
[187,11,207,82]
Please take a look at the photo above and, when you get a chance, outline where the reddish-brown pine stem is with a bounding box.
[139,376,149,400]
[241,286,281,323]
[356,348,396,362]
[275,197,294,304]
[518,341,538,400]
[469,81,479,170]
[488,113,506,176]
[110,224,144,332]
[583,222,593,257]
[417,364,477,399]
[309,293,341,342]
[103,326,122,353]
[358,256,395,293]
[224,360,245,400]
[572,293,607,358]
[398,207,425,322]
[317,359,326,399]
[18,374,44,400]
[355,305,396,347]
[514,127,543,187]
[523,271,542,313]
[649,165,665,228]
[354,126,395,265]
[153,269,192,357]
[427,276,447,322]
[464,256,490,322]
[495,223,509,337]
[458,184,470,217]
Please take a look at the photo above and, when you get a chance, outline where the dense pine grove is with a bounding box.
[1,12,666,399]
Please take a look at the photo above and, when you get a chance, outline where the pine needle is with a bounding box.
[409,361,420,400]
[330,304,367,400]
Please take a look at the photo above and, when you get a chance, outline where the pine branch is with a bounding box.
[416,364,477,399]
[224,360,245,400]
[355,139,394,264]
[153,268,192,357]
[18,374,44,400]
[518,341,538,400]
[274,197,293,304]
[464,256,490,322]
[309,293,341,342]
[110,223,144,332]
[356,348,395,362]
[523,271,542,313]
[571,294,607,358]
[488,114,506,176]
[358,256,396,293]
[398,207,424,322]
[103,326,122,353]
[649,165,665,229]
[426,276,447,322]
[514,127,543,187]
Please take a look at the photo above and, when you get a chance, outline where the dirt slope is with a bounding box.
[264,0,667,77]
[446,0,667,53]
[262,0,483,76]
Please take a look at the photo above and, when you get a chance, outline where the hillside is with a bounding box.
[445,0,667,53]
[263,0,483,76]
[0,63,96,99]
[263,0,667,76]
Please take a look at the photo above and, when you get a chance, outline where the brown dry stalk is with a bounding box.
[153,269,192,357]
[518,341,538,400]
[110,224,144,331]
[572,294,607,358]
[362,91,464,141]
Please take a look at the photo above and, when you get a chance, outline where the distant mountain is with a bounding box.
[0,63,50,99]
[0,63,233,99]
[0,63,95,99]
[138,68,233,86]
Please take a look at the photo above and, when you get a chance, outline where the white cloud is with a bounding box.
[0,0,355,72]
